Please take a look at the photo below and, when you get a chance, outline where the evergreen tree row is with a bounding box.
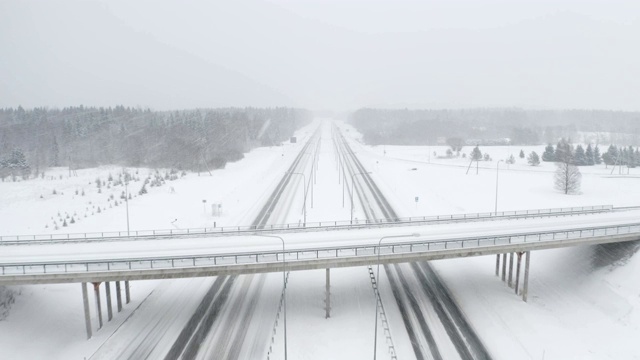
[0,106,312,178]
[542,140,640,167]
[601,145,640,168]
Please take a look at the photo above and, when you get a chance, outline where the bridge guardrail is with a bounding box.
[2,221,639,277]
[0,205,615,244]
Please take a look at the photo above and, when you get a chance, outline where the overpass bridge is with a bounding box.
[3,208,640,343]
[2,209,639,288]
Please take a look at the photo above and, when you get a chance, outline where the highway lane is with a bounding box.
[163,125,322,360]
[334,125,492,359]
[87,124,322,360]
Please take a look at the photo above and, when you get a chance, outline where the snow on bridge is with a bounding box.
[2,208,639,286]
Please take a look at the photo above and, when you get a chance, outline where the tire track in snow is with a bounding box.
[163,276,232,359]
[384,264,432,360]
[166,127,322,359]
[415,262,491,360]
[335,124,492,360]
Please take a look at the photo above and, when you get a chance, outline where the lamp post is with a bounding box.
[254,234,287,360]
[495,160,504,213]
[287,172,307,226]
[374,233,420,360]
[342,166,347,208]
[310,160,314,208]
[338,151,343,184]
[350,172,371,224]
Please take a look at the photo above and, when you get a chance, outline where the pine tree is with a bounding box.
[471,146,482,161]
[627,146,636,168]
[594,145,602,164]
[554,138,573,164]
[527,151,540,166]
[0,157,6,182]
[51,136,60,167]
[506,154,515,164]
[519,149,525,159]
[619,147,627,167]
[585,144,595,165]
[542,144,555,162]
[573,145,586,166]
[6,148,30,179]
[602,145,618,167]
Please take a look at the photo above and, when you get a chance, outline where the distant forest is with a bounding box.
[0,106,311,178]
[351,108,640,146]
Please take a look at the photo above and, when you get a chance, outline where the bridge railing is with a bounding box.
[2,221,639,278]
[0,205,615,244]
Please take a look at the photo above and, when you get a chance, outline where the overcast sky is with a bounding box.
[1,0,639,111]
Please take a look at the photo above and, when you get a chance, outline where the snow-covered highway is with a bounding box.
[2,119,640,360]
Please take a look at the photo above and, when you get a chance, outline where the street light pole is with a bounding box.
[342,168,347,208]
[254,234,287,360]
[374,233,420,360]
[351,172,371,224]
[495,160,504,213]
[287,172,307,226]
[338,152,342,184]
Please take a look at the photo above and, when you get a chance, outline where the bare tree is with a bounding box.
[446,137,465,156]
[554,162,581,194]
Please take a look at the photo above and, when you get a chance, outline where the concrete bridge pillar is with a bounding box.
[508,253,514,288]
[116,281,123,312]
[522,251,531,302]
[495,254,500,276]
[515,252,523,295]
[325,268,331,318]
[105,282,113,321]
[125,281,131,304]
[82,283,92,339]
[501,253,507,281]
[92,282,103,329]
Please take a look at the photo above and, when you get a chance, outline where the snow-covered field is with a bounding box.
[339,122,640,360]
[1,119,639,359]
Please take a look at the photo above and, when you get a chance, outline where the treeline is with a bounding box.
[350,108,640,146]
[0,106,312,179]
[542,139,640,168]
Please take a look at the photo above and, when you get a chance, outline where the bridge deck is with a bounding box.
[2,211,639,285]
